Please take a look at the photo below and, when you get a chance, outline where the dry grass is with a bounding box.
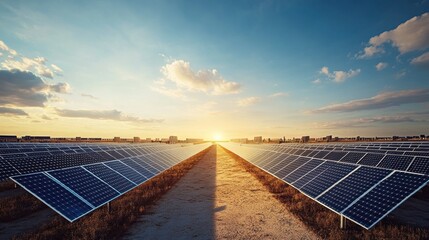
[221,146,429,240]
[0,181,15,192]
[0,192,46,222]
[12,146,213,240]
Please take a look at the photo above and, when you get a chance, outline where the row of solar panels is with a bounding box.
[0,143,190,158]
[249,143,429,156]
[244,144,429,175]
[0,143,194,181]
[11,143,212,222]
[219,142,429,229]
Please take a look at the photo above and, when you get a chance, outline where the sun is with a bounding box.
[212,133,223,141]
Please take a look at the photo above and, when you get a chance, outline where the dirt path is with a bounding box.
[124,145,318,240]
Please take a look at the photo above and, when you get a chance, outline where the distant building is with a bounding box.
[326,135,333,142]
[254,136,262,144]
[76,137,82,141]
[113,137,121,142]
[146,138,152,142]
[22,135,50,142]
[133,137,140,143]
[301,136,310,143]
[186,138,204,143]
[0,135,18,142]
[169,136,178,144]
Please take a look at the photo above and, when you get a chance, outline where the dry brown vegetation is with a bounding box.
[0,181,15,192]
[0,192,46,222]
[12,146,213,240]
[221,146,429,240]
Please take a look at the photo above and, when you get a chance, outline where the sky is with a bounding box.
[0,0,428,140]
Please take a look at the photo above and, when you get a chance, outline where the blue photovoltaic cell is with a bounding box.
[11,173,93,221]
[313,151,330,159]
[83,164,135,193]
[134,156,162,173]
[343,172,429,229]
[339,152,365,164]
[300,163,357,198]
[292,162,333,189]
[0,160,20,181]
[48,167,119,207]
[317,167,392,212]
[121,159,155,179]
[270,155,300,179]
[260,154,285,170]
[283,159,323,183]
[377,155,414,171]
[407,157,429,175]
[323,151,347,161]
[267,156,290,173]
[104,161,147,184]
[357,153,384,166]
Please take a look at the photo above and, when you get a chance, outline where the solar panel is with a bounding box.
[104,161,149,185]
[339,152,365,164]
[283,158,323,183]
[323,151,347,161]
[317,167,392,212]
[11,173,93,222]
[121,158,155,179]
[357,153,384,166]
[377,155,414,171]
[292,161,332,189]
[407,157,429,175]
[0,160,20,180]
[342,172,429,229]
[83,164,136,193]
[47,167,120,207]
[299,163,357,198]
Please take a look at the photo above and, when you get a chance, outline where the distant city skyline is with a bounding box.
[0,1,428,141]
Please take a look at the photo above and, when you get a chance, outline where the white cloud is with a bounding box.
[154,60,241,97]
[357,12,429,58]
[411,51,429,66]
[320,66,361,83]
[375,62,388,71]
[269,92,288,98]
[312,79,321,84]
[51,64,63,73]
[2,56,55,78]
[311,89,429,113]
[237,97,261,107]
[55,108,164,124]
[0,40,17,56]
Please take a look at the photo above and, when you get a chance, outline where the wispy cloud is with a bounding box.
[411,51,429,67]
[55,108,164,124]
[356,12,429,58]
[269,92,288,98]
[375,62,388,71]
[81,93,98,100]
[312,79,321,84]
[0,106,28,116]
[237,97,261,107]
[320,66,361,83]
[311,89,429,113]
[0,40,17,56]
[153,59,241,98]
[315,115,426,129]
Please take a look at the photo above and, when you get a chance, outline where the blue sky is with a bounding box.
[0,0,428,140]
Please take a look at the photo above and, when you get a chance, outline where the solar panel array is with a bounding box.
[219,142,429,229]
[0,143,197,181]
[6,142,212,222]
